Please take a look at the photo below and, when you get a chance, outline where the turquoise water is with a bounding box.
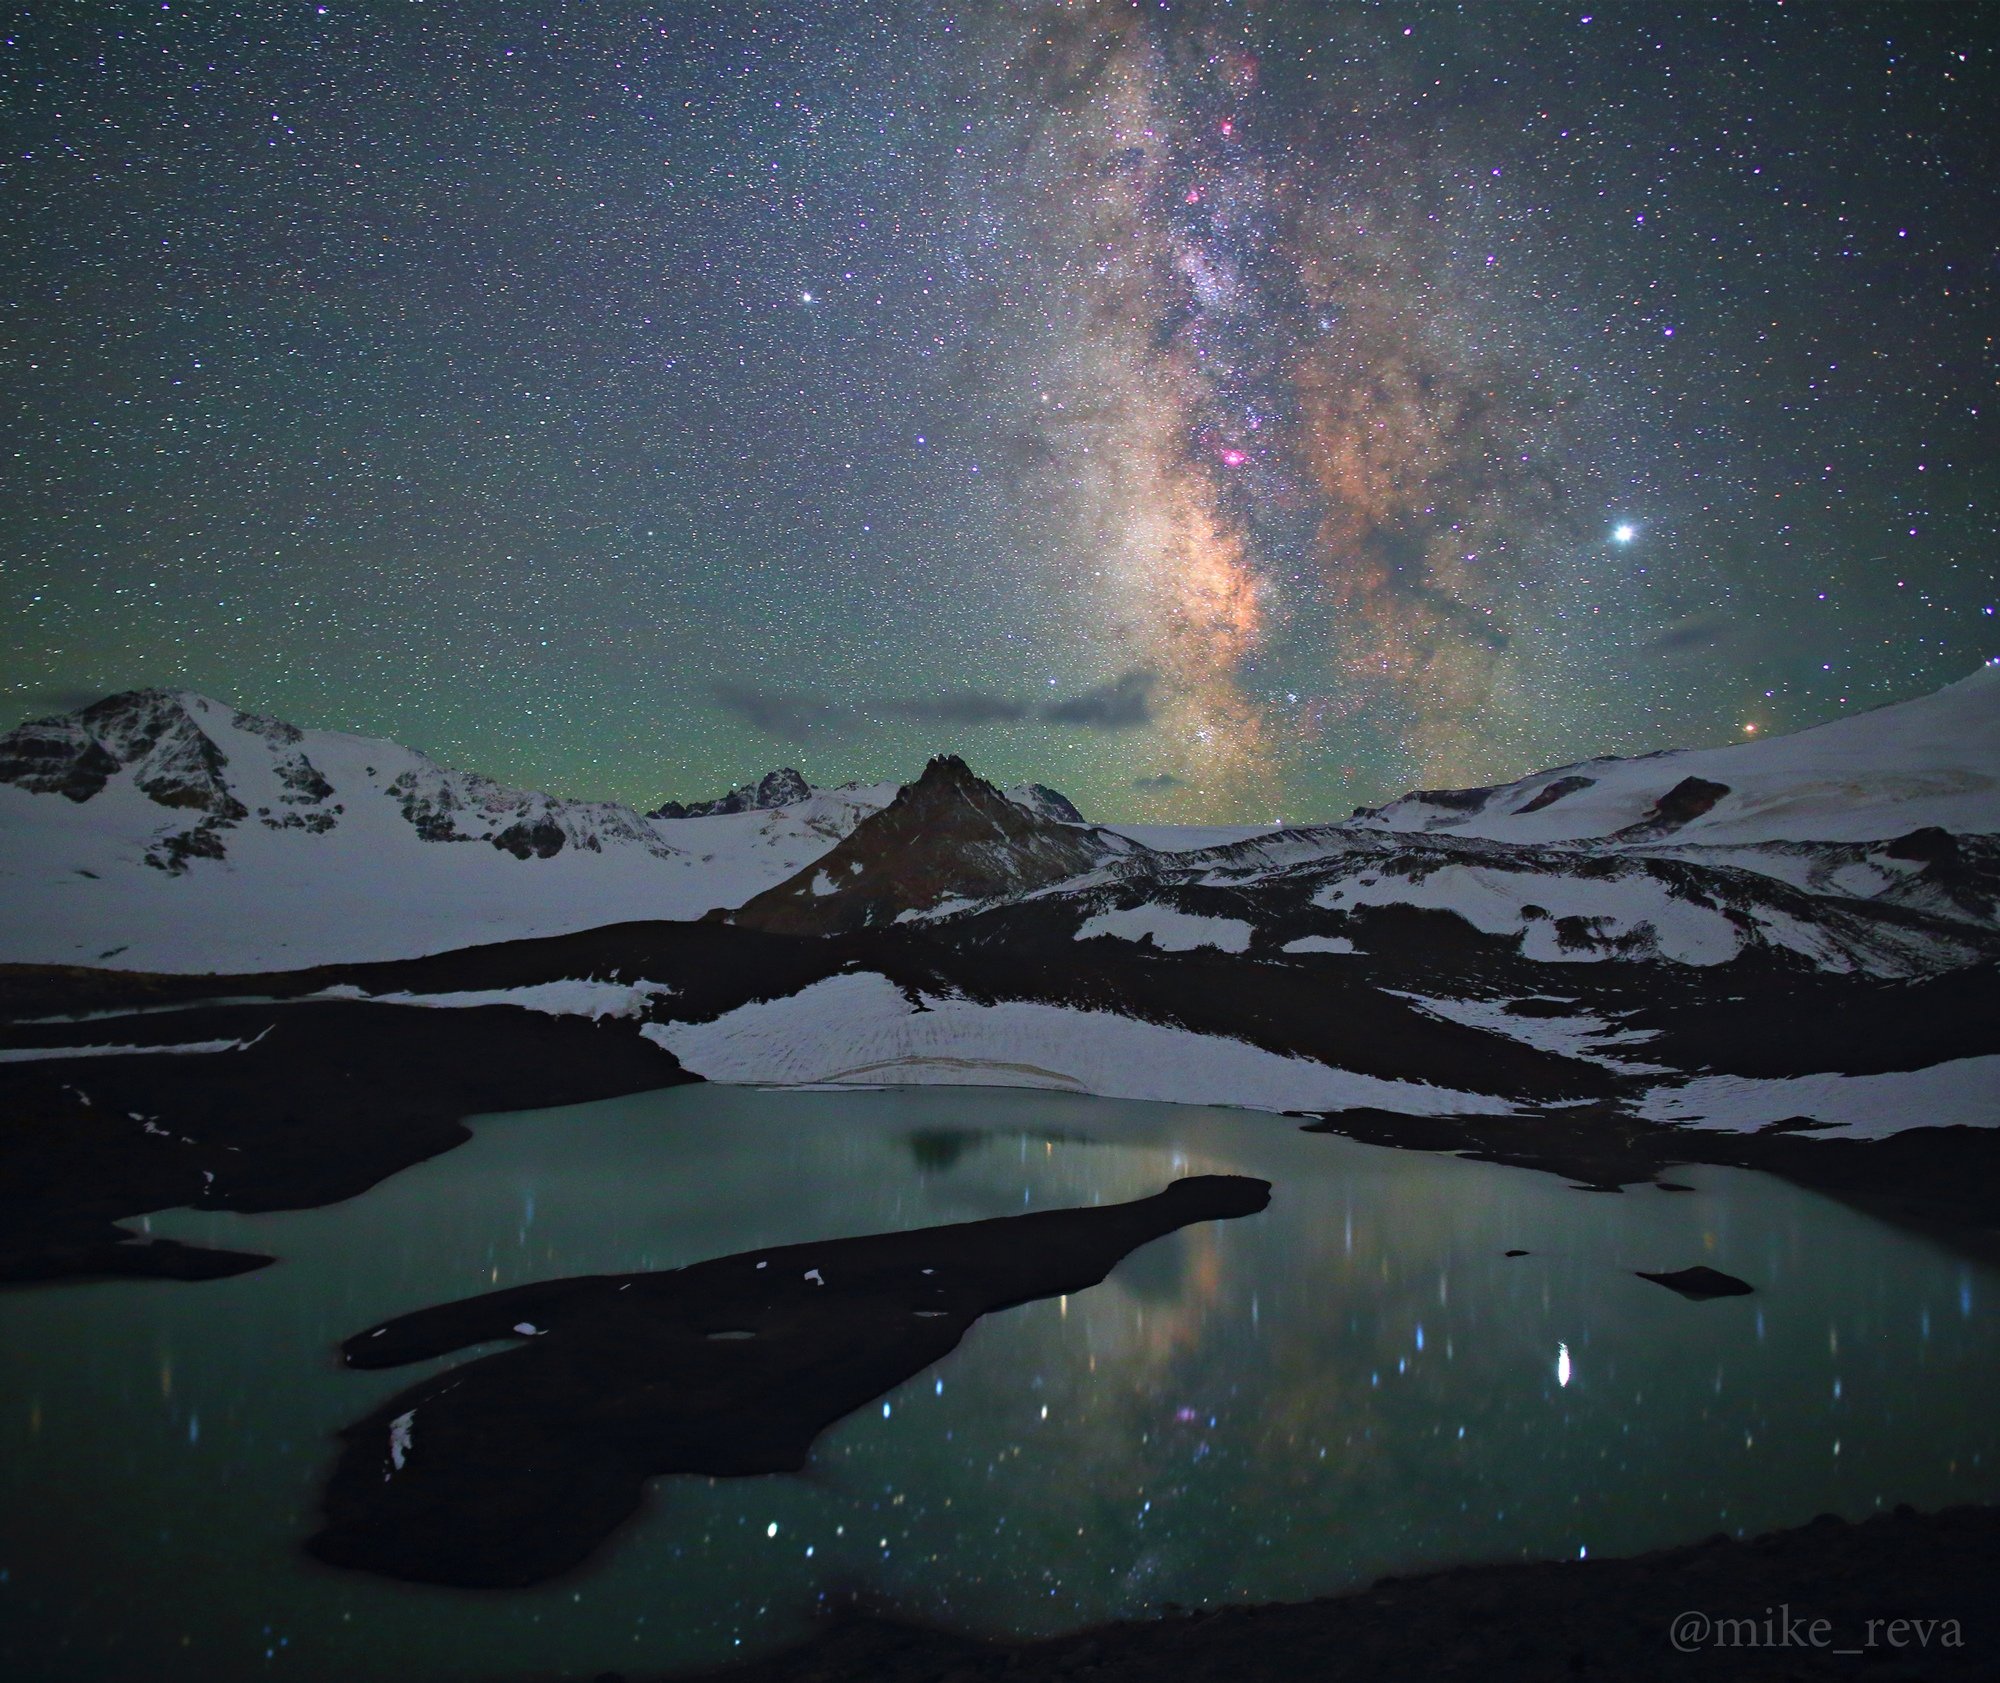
[1,1083,1995,1682]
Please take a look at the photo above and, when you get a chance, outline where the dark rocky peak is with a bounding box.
[0,689,239,819]
[730,755,1134,936]
[1882,826,1957,866]
[649,767,812,820]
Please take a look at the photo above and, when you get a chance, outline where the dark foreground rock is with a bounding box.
[310,1176,1271,1589]
[520,1503,1999,1683]
[0,1000,695,1284]
[1636,1265,1755,1299]
[1305,1106,2000,1267]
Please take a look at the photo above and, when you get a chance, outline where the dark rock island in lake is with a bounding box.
[309,1175,1271,1589]
[1636,1265,1755,1299]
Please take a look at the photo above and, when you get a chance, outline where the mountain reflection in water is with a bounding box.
[0,1083,1993,1683]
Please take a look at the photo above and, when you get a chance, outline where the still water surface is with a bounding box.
[2,1084,1995,1681]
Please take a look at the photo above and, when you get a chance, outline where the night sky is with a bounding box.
[4,2,1996,822]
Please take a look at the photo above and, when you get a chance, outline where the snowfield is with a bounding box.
[1356,663,2000,846]
[1075,903,1255,952]
[641,971,1508,1115]
[0,693,899,971]
[318,979,676,1019]
[1637,1056,2000,1139]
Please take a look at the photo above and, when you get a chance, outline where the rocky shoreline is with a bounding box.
[577,1503,1999,1683]
[4,915,1999,1283]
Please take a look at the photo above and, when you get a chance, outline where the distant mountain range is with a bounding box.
[0,689,1094,969]
[3,666,1997,1282]
[3,670,1995,974]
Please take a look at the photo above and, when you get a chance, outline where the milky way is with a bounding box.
[3,3,1994,818]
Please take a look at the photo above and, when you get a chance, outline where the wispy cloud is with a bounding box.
[712,684,853,741]
[1642,612,1733,655]
[1044,669,1159,730]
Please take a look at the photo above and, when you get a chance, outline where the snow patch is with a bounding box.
[642,971,1504,1116]
[1637,1055,2000,1139]
[387,1410,414,1475]
[354,979,675,1019]
[1281,934,1357,956]
[1076,904,1254,953]
[1316,863,1742,965]
[1386,992,1670,1073]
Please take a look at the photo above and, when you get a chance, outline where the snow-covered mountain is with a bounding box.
[647,768,814,820]
[2,667,1997,1265]
[3,668,1996,984]
[0,691,900,969]
[1352,663,2000,846]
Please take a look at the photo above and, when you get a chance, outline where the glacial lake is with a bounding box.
[3,1084,1996,1683]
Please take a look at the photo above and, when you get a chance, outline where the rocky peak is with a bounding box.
[649,767,813,820]
[0,690,242,817]
[729,755,1136,936]
[1007,782,1086,824]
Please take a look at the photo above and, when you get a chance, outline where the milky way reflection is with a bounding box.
[1,1085,1994,1682]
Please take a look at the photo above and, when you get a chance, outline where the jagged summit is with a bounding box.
[648,768,812,820]
[0,688,676,871]
[728,754,1141,936]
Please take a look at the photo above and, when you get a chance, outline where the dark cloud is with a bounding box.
[712,684,852,741]
[1044,669,1158,730]
[883,691,1029,725]
[1642,612,1734,655]
[1132,772,1184,790]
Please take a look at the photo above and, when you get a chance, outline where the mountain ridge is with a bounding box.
[1,667,1996,972]
[728,754,1143,936]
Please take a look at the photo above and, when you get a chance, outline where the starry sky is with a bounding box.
[4,2,1996,822]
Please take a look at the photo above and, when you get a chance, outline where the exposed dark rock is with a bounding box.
[389,767,471,842]
[492,817,567,860]
[0,1229,276,1284]
[1302,1104,2000,1264]
[1504,1248,1530,1257]
[1611,775,1731,842]
[0,692,252,864]
[143,817,234,874]
[729,756,1133,936]
[1513,773,1596,815]
[1884,825,1958,865]
[0,716,122,800]
[0,1001,696,1285]
[310,1176,1271,1588]
[1635,1265,1754,1298]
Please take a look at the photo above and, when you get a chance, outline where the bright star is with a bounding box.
[1612,523,1637,543]
[799,291,814,304]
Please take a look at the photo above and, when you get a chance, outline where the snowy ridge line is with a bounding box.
[0,1024,272,1063]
